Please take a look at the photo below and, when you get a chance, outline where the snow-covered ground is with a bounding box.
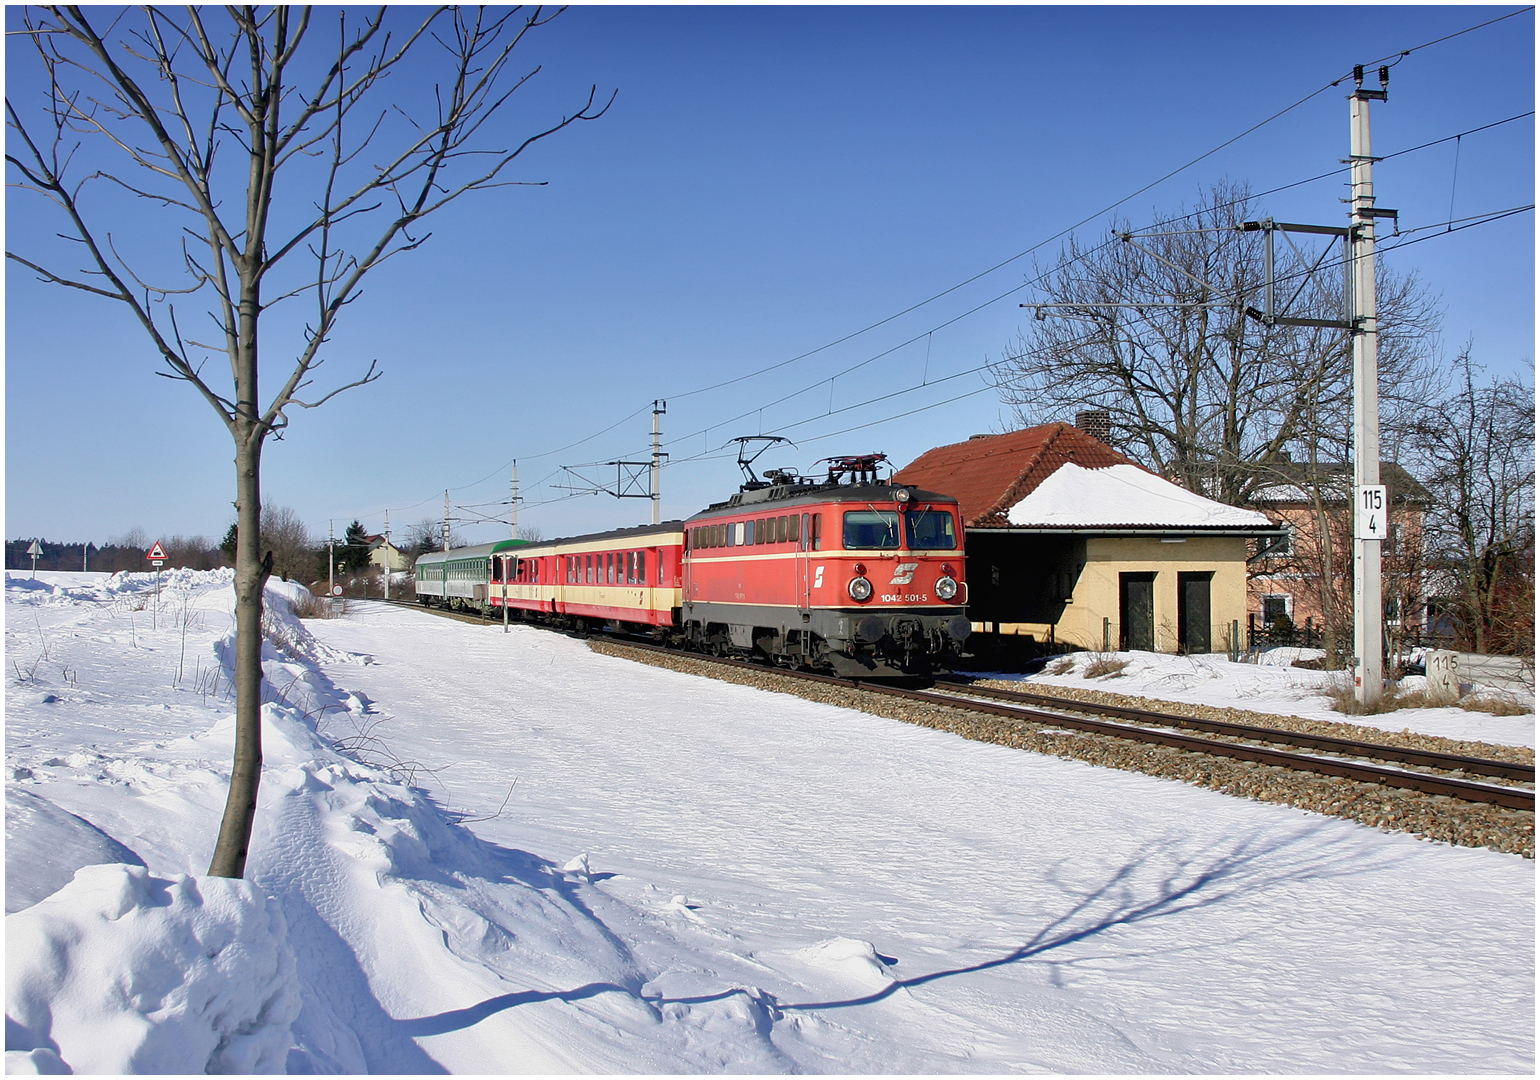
[986,646,1535,749]
[5,570,1535,1073]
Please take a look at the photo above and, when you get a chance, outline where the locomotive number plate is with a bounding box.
[881,593,929,603]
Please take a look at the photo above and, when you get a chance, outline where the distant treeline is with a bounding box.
[6,535,227,574]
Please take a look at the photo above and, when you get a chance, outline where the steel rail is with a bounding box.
[935,679,1535,783]
[596,639,1534,812]
[373,600,1534,811]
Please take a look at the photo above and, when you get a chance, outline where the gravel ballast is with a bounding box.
[589,640,1534,859]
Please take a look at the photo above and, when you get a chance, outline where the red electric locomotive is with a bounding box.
[681,454,971,676]
[427,451,970,676]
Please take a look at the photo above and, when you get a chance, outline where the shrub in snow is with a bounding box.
[5,864,299,1074]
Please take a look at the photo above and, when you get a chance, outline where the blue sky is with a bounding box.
[6,5,1534,549]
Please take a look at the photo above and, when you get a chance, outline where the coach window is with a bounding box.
[638,550,647,584]
[584,554,591,583]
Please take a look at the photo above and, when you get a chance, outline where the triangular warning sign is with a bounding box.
[146,542,167,560]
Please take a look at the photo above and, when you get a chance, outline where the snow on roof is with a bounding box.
[893,423,1137,526]
[1006,463,1272,528]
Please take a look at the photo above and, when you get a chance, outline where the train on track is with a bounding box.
[414,454,972,676]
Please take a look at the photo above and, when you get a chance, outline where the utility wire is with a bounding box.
[658,208,1534,466]
[568,106,1537,473]
[367,9,1535,525]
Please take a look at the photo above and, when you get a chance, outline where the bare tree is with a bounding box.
[996,182,1439,505]
[258,505,317,583]
[7,7,610,877]
[1409,349,1535,655]
[404,517,463,556]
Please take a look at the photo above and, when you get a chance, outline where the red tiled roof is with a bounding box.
[894,423,1143,527]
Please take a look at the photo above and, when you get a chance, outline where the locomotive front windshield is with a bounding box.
[843,510,900,549]
[904,509,957,549]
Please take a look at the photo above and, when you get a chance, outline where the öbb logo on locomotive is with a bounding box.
[414,452,971,677]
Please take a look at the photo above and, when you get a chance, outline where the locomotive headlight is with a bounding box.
[848,575,874,602]
[935,575,958,600]
[895,487,911,503]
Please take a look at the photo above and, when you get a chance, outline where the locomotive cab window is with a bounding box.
[905,509,957,550]
[843,510,900,549]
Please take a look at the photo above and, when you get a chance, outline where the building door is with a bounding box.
[1178,571,1213,654]
[1119,572,1155,651]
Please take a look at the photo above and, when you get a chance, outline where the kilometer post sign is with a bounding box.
[1355,486,1388,540]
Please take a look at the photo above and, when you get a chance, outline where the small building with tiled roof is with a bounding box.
[894,421,1281,655]
[365,535,411,572]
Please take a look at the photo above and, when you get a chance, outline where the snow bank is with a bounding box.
[256,578,368,669]
[5,789,145,914]
[5,568,234,608]
[5,865,299,1074]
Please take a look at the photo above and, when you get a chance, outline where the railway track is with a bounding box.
[372,598,1535,812]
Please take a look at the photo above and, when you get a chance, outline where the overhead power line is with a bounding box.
[363,8,1535,526]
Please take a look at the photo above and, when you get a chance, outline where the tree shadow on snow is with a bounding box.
[397,820,1409,1034]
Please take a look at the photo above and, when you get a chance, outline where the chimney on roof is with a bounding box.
[1075,409,1111,444]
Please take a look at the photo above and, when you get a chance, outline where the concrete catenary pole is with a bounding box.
[443,491,450,553]
[1350,66,1388,705]
[650,400,666,525]
[383,510,391,602]
[511,460,519,539]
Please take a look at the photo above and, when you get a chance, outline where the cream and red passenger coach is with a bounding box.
[415,454,971,676]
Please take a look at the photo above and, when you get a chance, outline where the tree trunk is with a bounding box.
[209,289,268,878]
[208,431,268,877]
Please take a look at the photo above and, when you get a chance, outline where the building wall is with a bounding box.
[369,543,411,572]
[1247,504,1427,638]
[977,534,1250,654]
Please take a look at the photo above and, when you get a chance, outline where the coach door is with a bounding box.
[797,512,811,613]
